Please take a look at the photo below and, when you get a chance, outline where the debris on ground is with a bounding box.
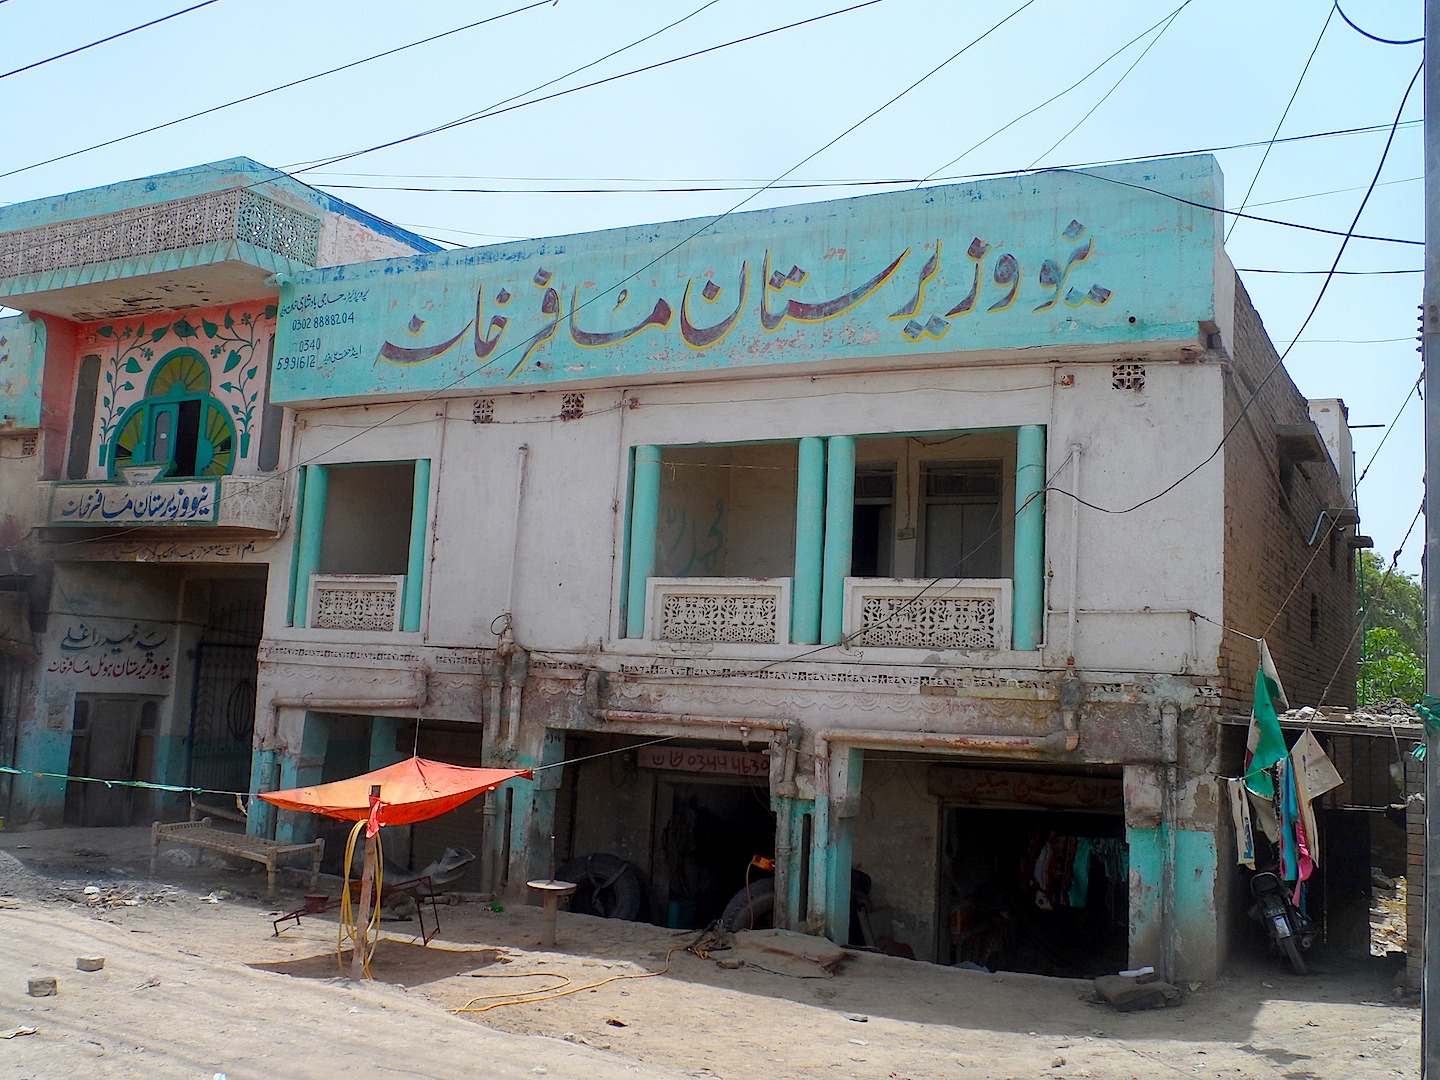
[1093,972,1182,1012]
[727,929,848,978]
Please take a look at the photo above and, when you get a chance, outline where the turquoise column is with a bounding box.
[247,748,278,838]
[1013,425,1046,650]
[402,458,431,632]
[791,436,826,644]
[369,716,405,769]
[292,465,328,628]
[286,465,307,626]
[820,435,855,645]
[625,446,662,638]
[823,746,862,943]
[275,712,329,844]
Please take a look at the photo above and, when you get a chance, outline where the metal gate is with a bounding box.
[186,596,262,795]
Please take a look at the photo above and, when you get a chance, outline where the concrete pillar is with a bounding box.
[625,446,662,638]
[820,436,856,645]
[808,742,862,943]
[1012,424,1046,650]
[247,747,278,838]
[791,436,826,644]
[402,459,431,633]
[509,727,566,893]
[771,795,814,930]
[292,465,328,628]
[369,716,405,769]
[274,711,329,844]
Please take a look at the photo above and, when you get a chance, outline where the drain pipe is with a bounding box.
[1160,701,1180,983]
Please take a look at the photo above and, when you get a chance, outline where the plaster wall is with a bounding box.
[851,755,939,960]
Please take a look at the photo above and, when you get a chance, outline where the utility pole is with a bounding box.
[1424,0,1439,1074]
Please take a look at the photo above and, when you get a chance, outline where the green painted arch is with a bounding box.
[109,348,235,479]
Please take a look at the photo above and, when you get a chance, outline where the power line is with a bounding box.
[0,1,551,183]
[0,0,222,81]
[1355,374,1423,489]
[1237,267,1420,275]
[1042,60,1424,519]
[1333,1,1422,46]
[285,0,894,176]
[55,1,1032,551]
[1026,1,1191,167]
[918,2,1191,184]
[1226,4,1334,241]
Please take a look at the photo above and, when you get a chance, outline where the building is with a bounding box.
[0,154,1365,981]
[0,159,437,831]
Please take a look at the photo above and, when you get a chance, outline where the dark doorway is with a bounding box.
[940,806,1128,978]
[65,696,159,826]
[186,579,265,794]
[654,778,774,928]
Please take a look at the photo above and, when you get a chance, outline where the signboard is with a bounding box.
[50,480,218,525]
[638,746,770,779]
[272,157,1221,405]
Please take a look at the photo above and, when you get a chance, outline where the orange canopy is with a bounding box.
[257,757,531,827]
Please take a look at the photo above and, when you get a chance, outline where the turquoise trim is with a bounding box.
[820,436,856,645]
[402,459,431,632]
[369,717,405,770]
[618,447,636,636]
[247,748,277,837]
[293,464,328,628]
[792,436,826,644]
[823,747,862,943]
[287,466,308,626]
[1012,424,1046,650]
[625,446,662,638]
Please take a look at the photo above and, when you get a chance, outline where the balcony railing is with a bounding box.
[843,577,1011,650]
[647,577,791,645]
[309,574,405,631]
[0,188,321,280]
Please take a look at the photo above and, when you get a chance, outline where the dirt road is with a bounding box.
[0,827,1420,1080]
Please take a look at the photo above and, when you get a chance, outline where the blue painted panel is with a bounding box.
[272,157,1222,404]
[0,314,44,431]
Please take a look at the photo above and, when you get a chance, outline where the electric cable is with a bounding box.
[1225,4,1334,241]
[0,1,552,183]
[917,2,1191,184]
[1333,1,1422,46]
[1319,498,1423,705]
[1354,373,1422,489]
[1039,60,1424,519]
[285,0,895,176]
[48,0,1039,558]
[0,0,222,81]
[1025,1,1191,168]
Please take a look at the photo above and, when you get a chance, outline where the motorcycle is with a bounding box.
[1248,870,1314,974]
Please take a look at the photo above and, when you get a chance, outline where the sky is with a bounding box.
[0,0,1425,575]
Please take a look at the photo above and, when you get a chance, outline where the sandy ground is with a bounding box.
[0,826,1421,1080]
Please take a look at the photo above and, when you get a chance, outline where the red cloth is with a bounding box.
[258,757,531,826]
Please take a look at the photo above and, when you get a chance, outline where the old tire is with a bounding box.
[556,854,645,922]
[1281,934,1307,976]
[722,878,775,932]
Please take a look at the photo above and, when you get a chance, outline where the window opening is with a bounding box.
[921,461,1003,578]
[109,348,234,479]
[852,464,895,577]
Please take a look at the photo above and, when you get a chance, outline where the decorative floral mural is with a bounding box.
[84,301,276,476]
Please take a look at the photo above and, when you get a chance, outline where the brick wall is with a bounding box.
[1219,280,1358,710]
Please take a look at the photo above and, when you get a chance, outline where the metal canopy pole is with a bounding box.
[1423,1,1439,1073]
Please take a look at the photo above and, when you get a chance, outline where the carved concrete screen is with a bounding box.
[272,158,1221,405]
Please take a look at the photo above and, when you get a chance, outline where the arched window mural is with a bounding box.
[109,348,236,478]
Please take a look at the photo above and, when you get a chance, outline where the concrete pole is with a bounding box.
[625,446,662,638]
[820,435,856,645]
[1423,1,1439,1072]
[401,458,430,632]
[792,436,826,644]
[1013,425,1047,650]
[292,464,327,628]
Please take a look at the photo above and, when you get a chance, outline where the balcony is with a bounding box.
[844,578,1011,651]
[0,188,322,321]
[647,578,791,645]
[47,473,285,534]
[308,574,405,632]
